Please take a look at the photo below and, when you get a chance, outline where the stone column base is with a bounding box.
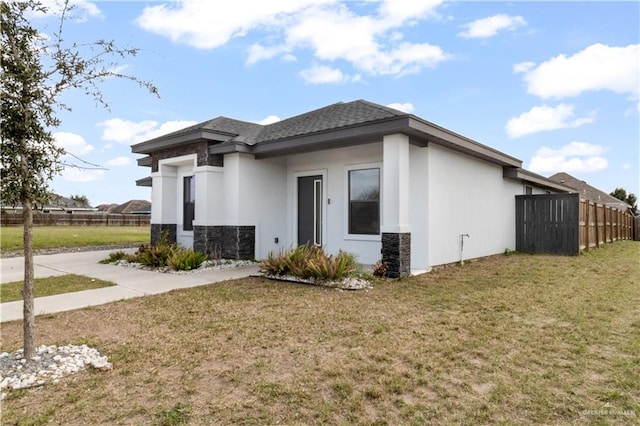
[194,225,255,260]
[151,224,177,246]
[381,232,411,278]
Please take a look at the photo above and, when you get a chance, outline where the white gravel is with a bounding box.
[261,274,373,290]
[0,344,112,400]
[113,258,256,274]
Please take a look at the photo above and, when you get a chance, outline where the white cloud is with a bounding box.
[622,163,631,170]
[137,0,448,81]
[505,103,595,138]
[299,65,354,84]
[33,0,102,21]
[60,168,105,182]
[258,115,281,125]
[519,43,640,100]
[377,0,442,26]
[105,156,132,167]
[282,53,297,62]
[53,131,94,156]
[281,5,449,77]
[137,0,330,49]
[513,61,535,74]
[387,102,414,113]
[98,119,197,144]
[458,14,526,39]
[246,44,288,65]
[528,142,608,174]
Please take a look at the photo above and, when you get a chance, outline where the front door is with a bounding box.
[298,175,323,246]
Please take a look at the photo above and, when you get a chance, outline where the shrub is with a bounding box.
[136,243,175,267]
[99,250,129,264]
[308,250,357,281]
[259,250,288,276]
[372,260,387,278]
[134,231,177,267]
[283,245,317,279]
[260,245,358,281]
[168,248,208,271]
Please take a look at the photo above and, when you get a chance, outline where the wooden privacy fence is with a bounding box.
[580,200,634,250]
[0,212,150,226]
[516,194,634,256]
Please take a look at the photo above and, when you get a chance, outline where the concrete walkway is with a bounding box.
[0,250,260,323]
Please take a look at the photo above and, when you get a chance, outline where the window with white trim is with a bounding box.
[348,168,380,235]
[183,176,195,231]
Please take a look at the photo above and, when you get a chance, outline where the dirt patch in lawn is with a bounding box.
[1,242,639,425]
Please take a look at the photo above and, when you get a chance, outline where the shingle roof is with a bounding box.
[131,99,522,168]
[548,172,630,208]
[162,116,263,143]
[111,199,151,214]
[142,100,408,146]
[255,100,407,143]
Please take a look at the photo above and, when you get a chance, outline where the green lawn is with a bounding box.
[1,241,638,425]
[0,226,150,251]
[0,274,115,303]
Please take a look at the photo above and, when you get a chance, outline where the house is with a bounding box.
[132,99,571,277]
[548,172,632,212]
[96,200,151,215]
[1,194,96,214]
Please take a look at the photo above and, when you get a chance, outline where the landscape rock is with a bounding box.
[0,344,112,400]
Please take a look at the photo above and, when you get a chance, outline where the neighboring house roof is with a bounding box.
[95,203,119,213]
[110,199,151,214]
[548,172,631,209]
[95,201,151,214]
[1,194,94,211]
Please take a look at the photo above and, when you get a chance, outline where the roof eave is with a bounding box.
[206,115,523,168]
[137,156,152,167]
[131,129,236,154]
[504,168,575,192]
[209,116,412,158]
[408,117,522,168]
[136,177,152,187]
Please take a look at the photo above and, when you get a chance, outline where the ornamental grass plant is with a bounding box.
[259,245,358,281]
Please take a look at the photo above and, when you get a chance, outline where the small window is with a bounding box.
[349,168,380,235]
[525,186,533,195]
[183,176,195,231]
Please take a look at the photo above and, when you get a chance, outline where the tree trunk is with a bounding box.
[22,198,36,359]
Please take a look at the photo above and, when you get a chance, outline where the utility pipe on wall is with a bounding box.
[459,234,470,265]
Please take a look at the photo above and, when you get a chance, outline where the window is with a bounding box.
[183,176,195,231]
[525,186,533,195]
[348,168,380,235]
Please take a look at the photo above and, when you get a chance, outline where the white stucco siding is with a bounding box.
[150,169,177,225]
[235,154,287,259]
[193,166,224,227]
[409,145,429,271]
[427,144,517,267]
[285,143,383,265]
[501,178,522,251]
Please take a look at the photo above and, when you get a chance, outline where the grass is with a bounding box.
[1,241,638,425]
[0,225,150,251]
[0,274,116,303]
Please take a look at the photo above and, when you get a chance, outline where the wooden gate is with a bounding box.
[515,194,580,255]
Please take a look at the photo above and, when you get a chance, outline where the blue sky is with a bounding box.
[31,0,639,206]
